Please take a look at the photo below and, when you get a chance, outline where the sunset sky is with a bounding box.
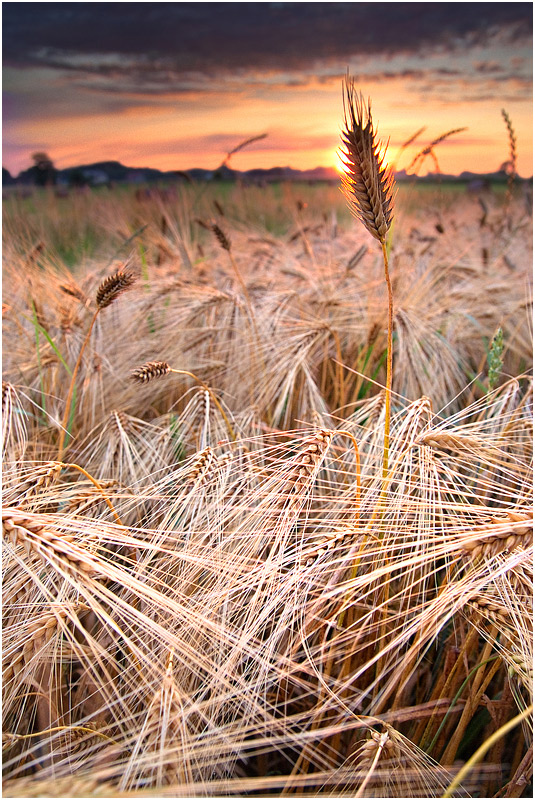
[2,2,533,178]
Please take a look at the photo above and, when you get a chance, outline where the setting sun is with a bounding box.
[329,147,347,175]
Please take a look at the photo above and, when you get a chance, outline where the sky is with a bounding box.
[2,2,533,178]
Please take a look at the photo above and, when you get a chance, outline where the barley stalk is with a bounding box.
[222,132,268,167]
[501,108,517,207]
[6,461,62,506]
[130,361,236,441]
[2,776,117,798]
[468,597,512,624]
[407,128,467,174]
[211,222,257,324]
[59,283,86,302]
[68,479,119,513]
[299,527,351,567]
[57,267,136,458]
[122,649,192,787]
[6,603,88,684]
[340,76,395,482]
[211,222,231,252]
[418,431,488,451]
[283,429,334,506]
[355,728,400,797]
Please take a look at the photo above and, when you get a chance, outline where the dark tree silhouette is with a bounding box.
[31,152,57,186]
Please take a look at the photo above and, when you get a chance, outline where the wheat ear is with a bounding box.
[95,269,136,309]
[341,76,395,481]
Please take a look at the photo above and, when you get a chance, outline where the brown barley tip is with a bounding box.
[341,77,395,244]
[501,109,517,169]
[96,269,136,310]
[130,361,171,383]
[211,222,231,252]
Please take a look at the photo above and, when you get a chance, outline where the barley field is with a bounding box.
[2,137,533,798]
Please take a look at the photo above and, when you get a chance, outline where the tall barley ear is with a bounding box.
[340,76,395,480]
[56,267,136,459]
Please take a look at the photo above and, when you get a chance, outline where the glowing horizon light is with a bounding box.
[330,147,347,176]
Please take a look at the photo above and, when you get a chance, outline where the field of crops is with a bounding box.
[2,170,533,797]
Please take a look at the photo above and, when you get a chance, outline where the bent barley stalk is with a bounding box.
[130,360,236,441]
[407,127,467,175]
[341,75,395,480]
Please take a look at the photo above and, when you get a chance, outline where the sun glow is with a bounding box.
[329,147,347,175]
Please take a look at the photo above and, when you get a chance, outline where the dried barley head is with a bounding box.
[130,361,171,384]
[211,223,231,252]
[341,77,395,244]
[96,269,136,310]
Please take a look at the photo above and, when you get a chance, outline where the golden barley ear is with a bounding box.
[130,361,171,384]
[340,77,395,244]
[96,269,136,310]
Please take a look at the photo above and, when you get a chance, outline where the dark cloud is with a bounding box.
[3,2,532,79]
[473,61,503,73]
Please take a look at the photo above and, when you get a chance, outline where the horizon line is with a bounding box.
[4,159,532,182]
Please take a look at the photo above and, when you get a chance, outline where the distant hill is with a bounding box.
[6,160,343,186]
[2,160,530,188]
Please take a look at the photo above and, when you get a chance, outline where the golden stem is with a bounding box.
[226,250,270,415]
[441,704,533,798]
[381,240,393,480]
[61,461,123,526]
[57,309,99,459]
[372,241,394,691]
